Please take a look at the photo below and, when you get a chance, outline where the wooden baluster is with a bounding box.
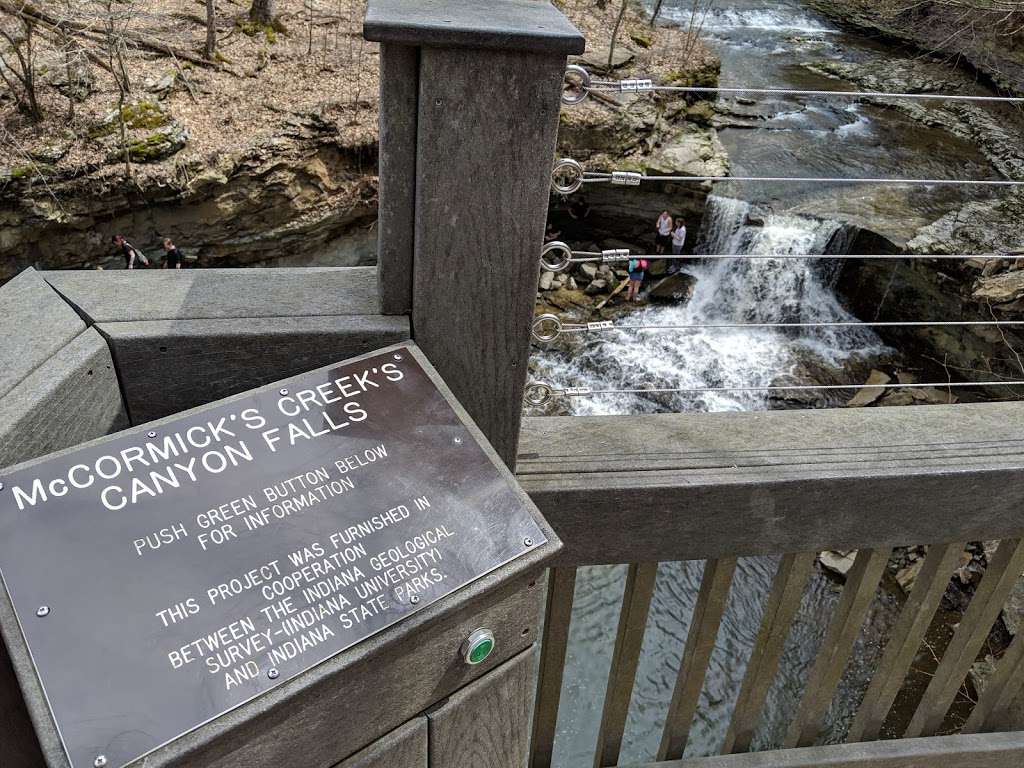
[784,549,889,748]
[657,557,738,761]
[847,542,965,743]
[593,562,659,768]
[529,568,577,768]
[962,631,1024,734]
[721,552,816,754]
[904,538,1024,738]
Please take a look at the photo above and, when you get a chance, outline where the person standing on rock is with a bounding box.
[112,234,150,269]
[655,211,673,255]
[162,238,185,269]
[626,257,647,303]
[669,217,687,273]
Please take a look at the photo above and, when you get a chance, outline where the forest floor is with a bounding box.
[0,0,714,187]
[0,0,378,185]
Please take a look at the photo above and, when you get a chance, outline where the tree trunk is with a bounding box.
[249,0,276,24]
[607,0,629,74]
[650,0,665,26]
[205,0,216,59]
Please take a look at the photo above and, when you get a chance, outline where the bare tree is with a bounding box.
[99,0,135,179]
[650,0,665,27]
[250,0,277,25]
[606,0,628,73]
[205,0,216,60]
[0,12,42,120]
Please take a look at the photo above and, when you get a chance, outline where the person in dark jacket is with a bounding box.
[162,238,185,269]
[112,234,149,269]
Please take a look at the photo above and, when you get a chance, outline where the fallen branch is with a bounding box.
[0,1,228,71]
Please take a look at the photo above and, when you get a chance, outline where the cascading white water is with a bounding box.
[531,196,889,415]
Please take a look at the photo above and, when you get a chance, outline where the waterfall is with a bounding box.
[530,196,888,416]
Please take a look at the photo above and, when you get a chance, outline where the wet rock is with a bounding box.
[1003,576,1024,636]
[969,655,998,697]
[974,270,1024,306]
[578,263,598,282]
[820,550,857,578]
[647,271,697,302]
[895,559,924,593]
[584,278,609,295]
[847,370,890,407]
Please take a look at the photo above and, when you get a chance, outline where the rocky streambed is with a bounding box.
[533,4,1024,760]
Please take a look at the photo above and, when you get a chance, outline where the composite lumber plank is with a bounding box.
[43,267,381,323]
[0,326,125,766]
[530,567,578,768]
[624,731,1024,768]
[0,267,85,399]
[904,538,1024,738]
[412,47,565,467]
[428,647,539,768]
[99,315,410,423]
[364,0,585,54]
[333,718,426,768]
[784,549,889,748]
[847,542,966,742]
[4,570,547,768]
[517,406,1024,565]
[658,558,738,761]
[376,44,418,315]
[594,562,659,768]
[722,553,817,755]
[0,327,127,469]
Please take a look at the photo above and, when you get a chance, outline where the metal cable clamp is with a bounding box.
[611,171,643,186]
[601,249,631,263]
[619,79,654,92]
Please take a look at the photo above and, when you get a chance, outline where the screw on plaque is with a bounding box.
[267,668,280,680]
[94,756,108,768]
[453,436,463,445]
[147,431,156,438]
[393,353,403,361]
[524,537,534,547]
[410,594,420,604]
[36,606,50,617]
[279,388,288,396]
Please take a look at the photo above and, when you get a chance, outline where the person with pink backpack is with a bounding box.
[627,256,648,303]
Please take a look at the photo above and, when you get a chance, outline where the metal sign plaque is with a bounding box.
[0,344,546,768]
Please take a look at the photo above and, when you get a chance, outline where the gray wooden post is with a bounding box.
[365,0,584,468]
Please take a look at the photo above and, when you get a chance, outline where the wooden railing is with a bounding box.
[517,408,1024,766]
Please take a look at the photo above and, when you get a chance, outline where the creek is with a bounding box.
[537,2,1005,763]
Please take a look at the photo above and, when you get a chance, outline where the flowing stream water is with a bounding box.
[538,2,1007,765]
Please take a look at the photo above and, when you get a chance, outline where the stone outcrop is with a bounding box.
[804,0,1024,97]
[0,114,377,282]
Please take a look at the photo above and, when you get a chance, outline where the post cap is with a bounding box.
[364,0,586,55]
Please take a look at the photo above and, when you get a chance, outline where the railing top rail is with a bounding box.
[364,0,585,54]
[517,403,1024,565]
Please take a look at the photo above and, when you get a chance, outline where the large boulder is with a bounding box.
[647,271,697,302]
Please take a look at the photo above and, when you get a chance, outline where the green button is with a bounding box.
[469,637,493,664]
[462,628,496,665]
